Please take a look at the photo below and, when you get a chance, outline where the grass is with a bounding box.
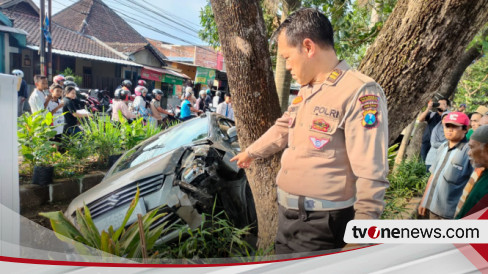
[382,157,429,219]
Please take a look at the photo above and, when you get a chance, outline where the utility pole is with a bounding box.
[39,0,45,76]
[47,0,52,81]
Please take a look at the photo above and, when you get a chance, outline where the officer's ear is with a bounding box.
[302,38,316,58]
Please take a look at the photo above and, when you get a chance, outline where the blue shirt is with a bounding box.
[180,100,191,119]
[422,139,473,218]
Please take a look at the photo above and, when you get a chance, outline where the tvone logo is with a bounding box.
[368,226,380,239]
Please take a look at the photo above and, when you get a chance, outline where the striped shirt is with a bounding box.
[455,168,485,215]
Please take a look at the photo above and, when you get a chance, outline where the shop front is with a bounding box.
[140,66,189,97]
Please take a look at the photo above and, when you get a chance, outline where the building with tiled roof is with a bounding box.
[0,0,143,90]
[52,0,166,65]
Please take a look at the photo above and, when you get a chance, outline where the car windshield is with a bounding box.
[110,118,209,176]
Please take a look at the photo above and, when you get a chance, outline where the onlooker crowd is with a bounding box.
[418,99,488,219]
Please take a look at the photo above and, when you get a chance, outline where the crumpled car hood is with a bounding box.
[65,147,186,218]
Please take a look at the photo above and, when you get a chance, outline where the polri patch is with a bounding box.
[292,96,303,104]
[326,69,342,84]
[362,109,378,129]
[310,136,330,149]
[359,95,379,104]
[311,118,330,133]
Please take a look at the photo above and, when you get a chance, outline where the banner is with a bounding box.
[195,67,216,85]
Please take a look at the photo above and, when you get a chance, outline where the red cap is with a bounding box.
[443,112,469,126]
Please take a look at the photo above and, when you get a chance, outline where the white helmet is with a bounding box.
[199,89,206,96]
[12,69,24,78]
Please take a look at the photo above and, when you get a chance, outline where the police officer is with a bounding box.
[231,8,389,253]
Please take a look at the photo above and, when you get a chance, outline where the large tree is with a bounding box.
[209,0,282,249]
[358,0,488,143]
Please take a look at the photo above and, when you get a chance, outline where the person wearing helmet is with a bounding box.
[150,89,174,124]
[180,91,203,121]
[112,88,137,123]
[12,69,28,116]
[121,80,132,91]
[195,89,207,111]
[53,75,65,87]
[133,86,156,127]
[28,74,50,113]
[213,90,223,108]
[205,88,212,109]
[183,86,197,106]
[137,79,146,87]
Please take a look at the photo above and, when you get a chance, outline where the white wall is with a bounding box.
[0,73,20,257]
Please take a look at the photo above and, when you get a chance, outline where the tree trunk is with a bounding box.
[393,121,414,172]
[210,0,283,249]
[358,0,488,144]
[275,0,301,113]
[406,120,426,161]
[438,28,488,99]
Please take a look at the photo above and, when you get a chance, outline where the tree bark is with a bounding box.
[210,0,283,249]
[438,28,488,99]
[406,120,426,161]
[275,0,301,113]
[393,121,414,172]
[358,0,488,144]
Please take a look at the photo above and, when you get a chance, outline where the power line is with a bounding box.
[51,0,219,57]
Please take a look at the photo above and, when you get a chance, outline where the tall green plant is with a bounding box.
[80,113,123,164]
[17,110,59,168]
[40,188,168,260]
[60,67,82,87]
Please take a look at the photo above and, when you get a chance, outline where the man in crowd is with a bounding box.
[458,103,467,113]
[466,105,488,140]
[418,98,450,162]
[12,69,28,117]
[456,125,488,219]
[418,112,473,219]
[231,8,389,253]
[28,75,50,113]
[53,75,65,87]
[216,93,234,121]
[180,91,202,121]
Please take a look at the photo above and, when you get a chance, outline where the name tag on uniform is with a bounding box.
[312,106,340,119]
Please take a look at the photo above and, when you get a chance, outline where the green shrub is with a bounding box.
[382,157,429,219]
[80,113,123,165]
[17,110,59,168]
[388,156,429,195]
[156,207,260,260]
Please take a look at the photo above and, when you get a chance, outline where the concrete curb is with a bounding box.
[20,171,105,213]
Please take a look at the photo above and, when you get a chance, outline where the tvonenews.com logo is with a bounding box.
[344,220,488,244]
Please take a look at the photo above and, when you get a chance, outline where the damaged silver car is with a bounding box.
[65,113,257,241]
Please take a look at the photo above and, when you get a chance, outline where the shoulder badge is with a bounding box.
[326,69,343,85]
[359,94,380,129]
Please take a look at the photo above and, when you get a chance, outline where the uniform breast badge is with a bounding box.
[311,118,330,133]
[309,136,329,149]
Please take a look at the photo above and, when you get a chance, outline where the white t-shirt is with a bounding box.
[47,99,65,135]
[212,96,220,107]
[216,102,234,121]
[28,89,46,113]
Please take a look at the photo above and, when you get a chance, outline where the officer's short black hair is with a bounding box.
[271,8,334,50]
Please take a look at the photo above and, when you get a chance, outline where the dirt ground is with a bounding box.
[21,201,70,229]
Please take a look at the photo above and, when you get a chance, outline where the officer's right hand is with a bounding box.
[418,205,426,216]
[427,100,433,109]
[230,151,254,169]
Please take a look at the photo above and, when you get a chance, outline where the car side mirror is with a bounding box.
[227,126,237,143]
